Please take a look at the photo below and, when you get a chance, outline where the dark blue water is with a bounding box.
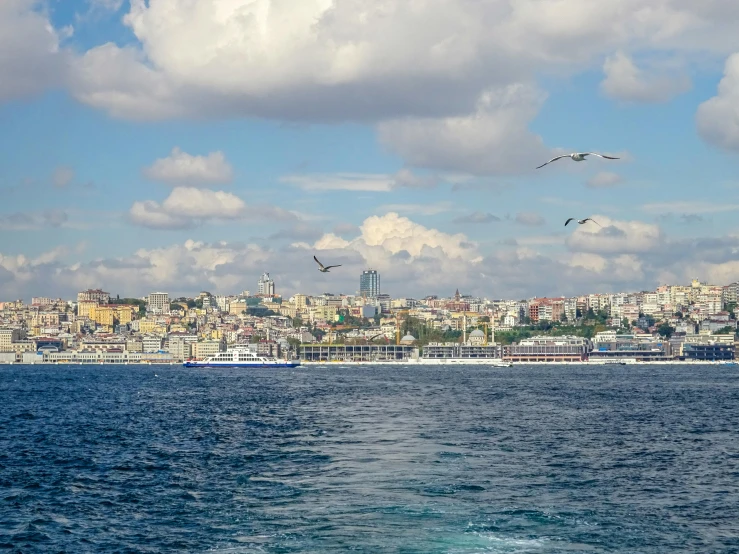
[1,364,738,553]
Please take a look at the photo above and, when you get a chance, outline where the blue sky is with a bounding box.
[1,0,739,300]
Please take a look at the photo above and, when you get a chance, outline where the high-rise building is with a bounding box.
[258,273,275,296]
[147,292,170,313]
[360,269,380,299]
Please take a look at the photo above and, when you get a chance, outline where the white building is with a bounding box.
[258,273,275,296]
[147,292,170,313]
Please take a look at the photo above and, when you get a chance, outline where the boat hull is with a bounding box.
[183,361,300,368]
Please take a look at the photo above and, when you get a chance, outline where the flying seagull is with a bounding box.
[565,217,601,227]
[314,255,341,273]
[536,152,619,169]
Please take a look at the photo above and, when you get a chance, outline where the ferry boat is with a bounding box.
[183,346,300,369]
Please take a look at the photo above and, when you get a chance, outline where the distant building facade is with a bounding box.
[258,273,275,296]
[147,292,170,313]
[360,269,380,299]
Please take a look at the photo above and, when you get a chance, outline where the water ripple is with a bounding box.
[1,364,738,552]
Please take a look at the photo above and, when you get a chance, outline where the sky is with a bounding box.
[2,0,739,301]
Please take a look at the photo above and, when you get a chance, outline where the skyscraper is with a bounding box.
[258,272,275,296]
[360,269,380,299]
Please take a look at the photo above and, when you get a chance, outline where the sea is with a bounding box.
[1,363,738,553]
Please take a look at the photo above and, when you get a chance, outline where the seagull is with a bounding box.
[565,217,601,227]
[536,152,619,169]
[314,255,341,273]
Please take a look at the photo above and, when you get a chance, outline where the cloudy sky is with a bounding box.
[2,0,739,301]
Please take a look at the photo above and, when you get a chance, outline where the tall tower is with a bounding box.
[258,272,275,296]
[360,269,380,299]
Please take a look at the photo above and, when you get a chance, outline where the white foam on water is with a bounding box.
[443,531,548,553]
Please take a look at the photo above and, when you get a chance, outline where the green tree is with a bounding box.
[657,323,675,338]
[286,337,302,353]
[714,326,737,336]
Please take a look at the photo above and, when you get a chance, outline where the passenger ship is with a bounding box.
[183,346,300,368]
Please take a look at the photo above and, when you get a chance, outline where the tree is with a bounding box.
[286,337,301,353]
[292,316,303,328]
[479,315,490,323]
[726,302,737,319]
[621,318,630,329]
[714,326,736,336]
[657,323,675,339]
[674,311,683,319]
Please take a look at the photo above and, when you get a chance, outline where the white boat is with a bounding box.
[183,345,300,368]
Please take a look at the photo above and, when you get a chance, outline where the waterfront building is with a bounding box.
[300,344,416,362]
[504,336,590,363]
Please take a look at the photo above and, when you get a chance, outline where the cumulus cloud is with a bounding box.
[60,0,739,123]
[3,212,739,299]
[143,147,233,186]
[0,0,70,103]
[696,52,739,152]
[129,187,294,229]
[600,51,690,103]
[453,212,501,224]
[565,215,663,254]
[515,212,546,226]
[378,84,550,175]
[586,171,623,188]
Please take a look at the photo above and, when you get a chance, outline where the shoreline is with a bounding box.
[0,360,735,366]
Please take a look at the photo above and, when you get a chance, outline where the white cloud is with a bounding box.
[280,173,394,192]
[0,210,69,230]
[52,166,75,188]
[390,169,439,189]
[515,212,546,226]
[129,187,294,229]
[87,0,125,11]
[62,0,739,124]
[696,52,739,152]
[280,170,442,192]
[376,202,453,216]
[3,213,739,300]
[378,84,550,176]
[586,171,623,188]
[565,215,663,254]
[600,51,690,103]
[641,200,739,214]
[143,147,233,186]
[452,212,501,224]
[0,0,69,103]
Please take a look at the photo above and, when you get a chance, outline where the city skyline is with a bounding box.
[3,1,739,300]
